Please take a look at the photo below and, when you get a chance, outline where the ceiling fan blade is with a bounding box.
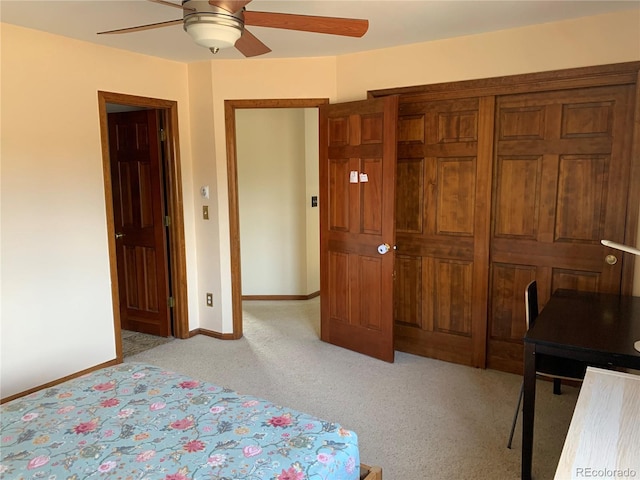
[97,19,183,35]
[234,29,271,57]
[209,0,252,14]
[148,0,195,12]
[244,11,368,37]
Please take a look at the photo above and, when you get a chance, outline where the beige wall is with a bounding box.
[2,7,639,397]
[187,61,221,329]
[304,109,320,295]
[201,58,336,332]
[335,9,640,101]
[237,108,315,296]
[0,24,198,397]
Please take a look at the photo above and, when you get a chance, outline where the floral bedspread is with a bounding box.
[0,363,359,480]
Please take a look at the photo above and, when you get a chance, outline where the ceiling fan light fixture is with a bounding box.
[98,0,368,58]
[184,13,242,50]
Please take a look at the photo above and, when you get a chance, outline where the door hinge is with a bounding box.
[164,216,171,227]
[160,129,167,142]
[168,296,175,308]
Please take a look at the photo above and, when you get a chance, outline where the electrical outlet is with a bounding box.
[206,293,213,307]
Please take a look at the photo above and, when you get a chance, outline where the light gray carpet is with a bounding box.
[125,298,579,480]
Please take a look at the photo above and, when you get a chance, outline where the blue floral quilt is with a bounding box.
[0,363,359,480]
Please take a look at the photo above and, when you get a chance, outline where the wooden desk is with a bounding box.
[522,290,640,480]
[555,367,640,479]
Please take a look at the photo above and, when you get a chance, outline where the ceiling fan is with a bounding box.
[98,0,369,57]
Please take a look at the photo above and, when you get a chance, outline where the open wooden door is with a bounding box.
[319,96,399,362]
[108,110,171,337]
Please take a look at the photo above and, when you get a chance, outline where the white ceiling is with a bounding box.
[2,0,639,63]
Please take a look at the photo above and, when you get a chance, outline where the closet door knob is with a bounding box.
[605,254,618,265]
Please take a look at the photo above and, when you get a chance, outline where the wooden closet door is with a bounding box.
[488,85,635,373]
[394,97,494,367]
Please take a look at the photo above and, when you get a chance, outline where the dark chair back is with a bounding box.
[525,280,539,330]
[507,279,584,449]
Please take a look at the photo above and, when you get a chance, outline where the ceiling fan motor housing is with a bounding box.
[182,0,244,50]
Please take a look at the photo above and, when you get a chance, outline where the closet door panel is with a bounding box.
[487,85,634,374]
[394,97,493,367]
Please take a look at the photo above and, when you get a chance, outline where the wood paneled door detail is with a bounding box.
[393,97,494,367]
[108,110,171,337]
[366,62,640,373]
[488,85,635,373]
[319,96,398,362]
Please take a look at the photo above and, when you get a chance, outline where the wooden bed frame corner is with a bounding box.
[360,463,382,480]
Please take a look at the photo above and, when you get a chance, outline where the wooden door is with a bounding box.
[108,110,171,337]
[488,85,635,373]
[319,96,398,362]
[393,97,494,367]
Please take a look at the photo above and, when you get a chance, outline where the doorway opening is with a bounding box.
[98,91,189,361]
[224,98,329,338]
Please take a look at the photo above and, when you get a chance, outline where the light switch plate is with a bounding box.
[203,205,209,220]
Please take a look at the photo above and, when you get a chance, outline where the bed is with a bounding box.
[0,363,381,480]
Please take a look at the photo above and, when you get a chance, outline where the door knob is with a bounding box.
[605,254,618,265]
[115,233,125,239]
[377,243,391,255]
